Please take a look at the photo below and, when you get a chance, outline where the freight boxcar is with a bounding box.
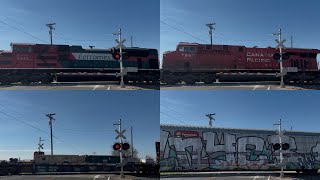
[161,42,320,84]
[33,154,120,173]
[84,155,120,164]
[160,124,320,174]
[0,43,159,85]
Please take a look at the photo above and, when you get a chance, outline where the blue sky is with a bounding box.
[0,0,159,50]
[0,91,159,160]
[161,91,320,132]
[161,0,320,62]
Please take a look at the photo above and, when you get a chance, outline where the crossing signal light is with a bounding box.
[273,52,290,60]
[273,143,290,150]
[122,143,130,150]
[114,52,121,60]
[273,143,281,150]
[282,143,290,150]
[282,53,290,60]
[273,53,281,60]
[113,143,121,150]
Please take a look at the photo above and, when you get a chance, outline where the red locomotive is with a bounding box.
[0,43,159,85]
[161,42,320,84]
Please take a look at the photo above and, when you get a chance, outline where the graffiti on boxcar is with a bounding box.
[160,129,320,171]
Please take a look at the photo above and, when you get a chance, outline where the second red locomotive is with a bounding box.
[161,42,320,84]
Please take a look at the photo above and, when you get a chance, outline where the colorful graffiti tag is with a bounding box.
[160,125,320,171]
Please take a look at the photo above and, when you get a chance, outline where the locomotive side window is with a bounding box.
[0,53,12,57]
[239,47,243,52]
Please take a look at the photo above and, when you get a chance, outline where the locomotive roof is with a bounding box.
[161,124,320,136]
[177,42,320,52]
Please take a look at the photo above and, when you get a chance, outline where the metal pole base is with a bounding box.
[120,80,125,88]
[120,172,125,178]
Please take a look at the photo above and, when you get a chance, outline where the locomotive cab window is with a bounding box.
[178,46,197,53]
[13,46,33,53]
[0,53,12,57]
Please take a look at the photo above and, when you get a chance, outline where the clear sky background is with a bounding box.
[161,0,320,63]
[0,91,159,161]
[161,90,320,132]
[0,0,159,50]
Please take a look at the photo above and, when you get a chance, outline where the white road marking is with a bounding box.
[267,85,271,90]
[253,175,260,180]
[107,85,111,90]
[93,85,100,90]
[107,176,111,180]
[93,174,100,180]
[253,85,260,90]
[268,175,271,180]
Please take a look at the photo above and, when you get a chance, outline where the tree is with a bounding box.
[111,141,139,159]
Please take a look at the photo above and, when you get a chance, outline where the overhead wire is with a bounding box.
[160,111,191,126]
[0,19,48,43]
[0,110,83,154]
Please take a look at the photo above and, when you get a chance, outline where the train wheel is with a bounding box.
[21,79,31,85]
[0,169,9,176]
[0,80,11,86]
[184,80,196,85]
[41,77,51,84]
[203,79,214,84]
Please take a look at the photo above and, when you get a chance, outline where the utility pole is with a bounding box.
[131,126,133,158]
[273,119,284,178]
[38,137,44,153]
[206,22,216,48]
[46,113,56,156]
[291,35,293,48]
[113,119,124,178]
[206,113,216,127]
[46,23,56,45]
[272,28,285,88]
[112,28,126,88]
[131,36,133,47]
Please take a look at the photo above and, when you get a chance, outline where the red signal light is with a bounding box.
[114,53,121,60]
[113,143,121,150]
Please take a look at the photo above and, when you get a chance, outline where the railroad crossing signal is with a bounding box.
[275,39,286,49]
[115,129,126,140]
[115,39,126,49]
[273,52,290,60]
[273,143,290,151]
[113,143,121,150]
[122,143,130,150]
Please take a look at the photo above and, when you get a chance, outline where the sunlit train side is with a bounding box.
[161,42,320,84]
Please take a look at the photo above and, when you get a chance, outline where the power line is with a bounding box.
[0,110,83,154]
[160,111,191,126]
[160,103,185,117]
[160,20,208,43]
[0,19,48,43]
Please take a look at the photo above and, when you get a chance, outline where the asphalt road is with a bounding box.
[0,174,159,180]
[161,171,319,180]
[160,82,319,90]
[0,82,159,90]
